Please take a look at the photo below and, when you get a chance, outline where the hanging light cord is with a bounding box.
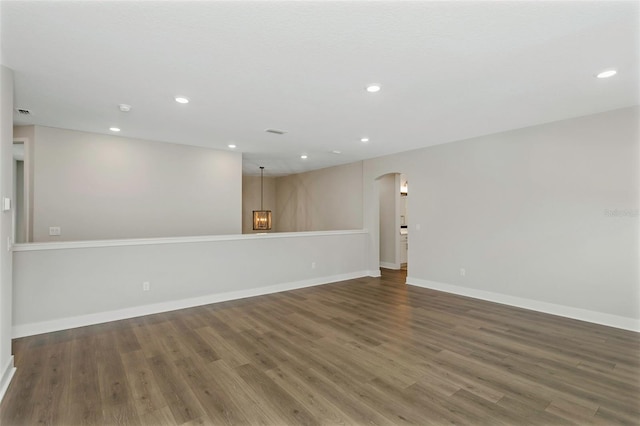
[260,166,264,210]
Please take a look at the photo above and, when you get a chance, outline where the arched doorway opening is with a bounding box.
[376,172,409,278]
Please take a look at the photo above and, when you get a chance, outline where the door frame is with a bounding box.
[12,138,30,243]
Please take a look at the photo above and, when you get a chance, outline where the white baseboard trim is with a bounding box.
[379,262,400,270]
[406,277,640,332]
[13,270,369,338]
[0,356,16,403]
[367,269,381,277]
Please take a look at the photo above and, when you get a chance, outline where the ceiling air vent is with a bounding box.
[265,128,287,135]
[15,108,32,116]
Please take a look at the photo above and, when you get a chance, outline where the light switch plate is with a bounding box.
[2,197,10,212]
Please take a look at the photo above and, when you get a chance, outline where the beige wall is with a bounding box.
[275,161,363,232]
[242,175,276,234]
[364,106,639,323]
[30,126,242,241]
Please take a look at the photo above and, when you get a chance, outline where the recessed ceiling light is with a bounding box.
[366,85,381,93]
[332,150,341,154]
[175,96,189,104]
[228,144,236,149]
[300,155,308,159]
[360,137,369,143]
[118,104,131,112]
[596,69,617,79]
[109,127,121,132]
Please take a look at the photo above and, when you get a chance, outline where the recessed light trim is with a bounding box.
[332,150,342,154]
[596,69,617,79]
[109,127,121,132]
[300,155,308,159]
[366,84,381,93]
[228,144,237,149]
[175,96,189,104]
[360,137,369,143]
[118,104,131,112]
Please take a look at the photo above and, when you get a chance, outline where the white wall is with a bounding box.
[0,66,16,401]
[30,126,242,241]
[364,107,640,330]
[276,161,363,232]
[378,173,397,268]
[12,231,369,336]
[242,175,276,234]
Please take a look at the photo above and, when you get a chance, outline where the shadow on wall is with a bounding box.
[276,178,313,232]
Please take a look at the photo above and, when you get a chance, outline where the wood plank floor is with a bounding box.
[1,269,639,425]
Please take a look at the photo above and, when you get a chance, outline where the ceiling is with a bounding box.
[2,1,638,176]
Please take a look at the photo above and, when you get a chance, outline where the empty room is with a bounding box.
[0,1,638,425]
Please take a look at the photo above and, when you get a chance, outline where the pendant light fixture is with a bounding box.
[253,166,272,231]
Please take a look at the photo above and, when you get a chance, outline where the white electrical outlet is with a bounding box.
[142,281,150,291]
[460,268,466,277]
[49,226,61,236]
[311,262,316,269]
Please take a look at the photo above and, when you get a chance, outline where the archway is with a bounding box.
[375,172,409,276]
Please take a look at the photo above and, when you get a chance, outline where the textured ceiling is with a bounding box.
[1,1,638,176]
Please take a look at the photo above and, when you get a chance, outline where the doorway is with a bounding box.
[377,172,408,272]
[12,139,30,243]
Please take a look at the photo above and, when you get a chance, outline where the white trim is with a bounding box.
[407,277,640,332]
[13,229,368,252]
[367,269,382,277]
[379,261,400,270]
[13,270,369,338]
[0,356,15,403]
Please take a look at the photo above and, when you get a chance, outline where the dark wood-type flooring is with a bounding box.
[1,269,639,425]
